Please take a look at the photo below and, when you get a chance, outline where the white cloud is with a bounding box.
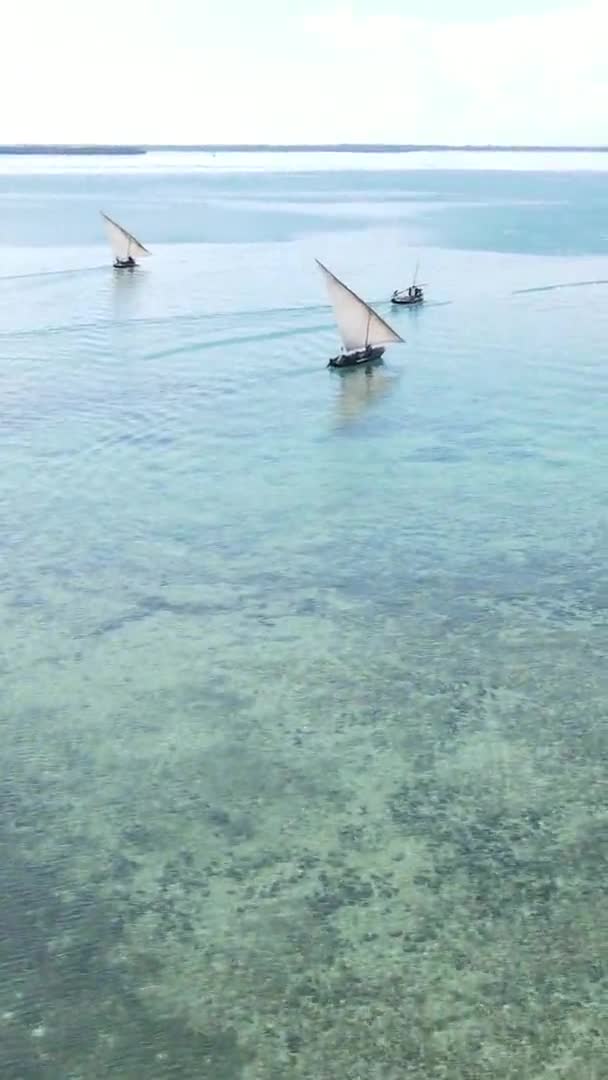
[298,3,608,143]
[0,2,606,143]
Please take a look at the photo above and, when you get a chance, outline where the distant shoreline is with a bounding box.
[1,143,608,156]
[0,146,147,156]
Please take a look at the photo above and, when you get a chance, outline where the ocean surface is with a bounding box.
[2,150,608,1079]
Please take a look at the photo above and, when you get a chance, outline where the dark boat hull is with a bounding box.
[328,345,385,368]
[114,258,137,269]
[391,293,423,306]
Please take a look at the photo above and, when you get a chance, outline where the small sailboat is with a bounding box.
[391,259,425,306]
[101,212,150,269]
[316,259,404,368]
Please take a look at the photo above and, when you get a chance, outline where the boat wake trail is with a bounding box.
[0,266,107,283]
[144,323,333,362]
[513,279,608,295]
[0,287,449,351]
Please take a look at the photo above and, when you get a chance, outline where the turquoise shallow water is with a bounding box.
[2,152,608,1078]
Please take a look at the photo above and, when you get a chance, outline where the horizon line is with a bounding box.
[1,142,608,155]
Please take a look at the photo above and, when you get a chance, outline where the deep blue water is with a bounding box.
[2,151,608,1078]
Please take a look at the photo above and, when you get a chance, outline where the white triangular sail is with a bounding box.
[101,212,150,262]
[316,259,403,352]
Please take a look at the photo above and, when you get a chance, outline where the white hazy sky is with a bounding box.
[2,1,606,144]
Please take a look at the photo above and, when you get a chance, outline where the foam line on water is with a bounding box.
[512,278,608,295]
[143,323,335,361]
[0,265,108,283]
[0,297,453,343]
